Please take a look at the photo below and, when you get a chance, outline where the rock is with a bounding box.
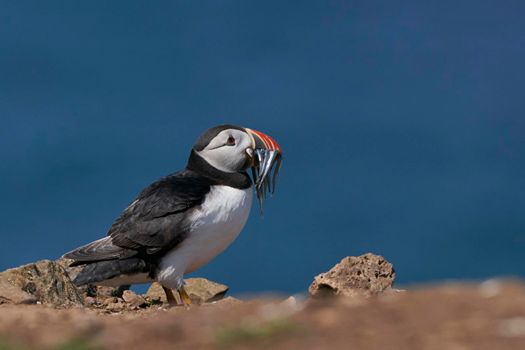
[145,282,168,304]
[103,297,126,312]
[309,253,395,298]
[84,296,97,306]
[122,290,147,308]
[56,258,94,298]
[145,278,229,304]
[55,258,83,282]
[185,278,229,303]
[0,280,37,305]
[0,260,83,306]
[208,296,242,306]
[281,296,302,311]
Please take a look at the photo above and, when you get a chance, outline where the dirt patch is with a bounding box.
[1,280,524,349]
[1,255,523,349]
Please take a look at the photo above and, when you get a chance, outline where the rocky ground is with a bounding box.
[1,254,524,350]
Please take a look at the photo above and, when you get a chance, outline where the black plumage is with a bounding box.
[73,259,149,286]
[64,150,252,285]
[107,169,211,254]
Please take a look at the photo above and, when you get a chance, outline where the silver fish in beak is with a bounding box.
[245,128,283,212]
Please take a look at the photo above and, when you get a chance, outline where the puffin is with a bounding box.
[63,124,282,305]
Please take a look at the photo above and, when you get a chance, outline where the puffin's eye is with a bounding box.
[226,136,236,145]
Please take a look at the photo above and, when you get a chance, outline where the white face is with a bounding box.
[196,129,254,173]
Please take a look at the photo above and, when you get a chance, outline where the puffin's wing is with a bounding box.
[107,169,210,254]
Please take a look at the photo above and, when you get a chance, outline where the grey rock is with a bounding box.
[309,253,395,298]
[0,260,83,306]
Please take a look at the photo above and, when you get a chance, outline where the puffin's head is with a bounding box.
[193,124,283,206]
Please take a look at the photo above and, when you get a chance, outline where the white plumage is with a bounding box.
[157,185,253,289]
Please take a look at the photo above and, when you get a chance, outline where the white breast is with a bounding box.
[157,185,253,289]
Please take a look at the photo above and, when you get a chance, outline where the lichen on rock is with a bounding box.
[0,260,83,306]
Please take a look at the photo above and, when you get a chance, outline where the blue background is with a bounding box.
[1,1,524,294]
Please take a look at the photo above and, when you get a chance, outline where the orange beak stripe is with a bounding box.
[246,128,282,153]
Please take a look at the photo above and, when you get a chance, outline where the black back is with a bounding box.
[108,168,211,255]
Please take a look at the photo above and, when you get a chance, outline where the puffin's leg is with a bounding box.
[178,286,192,306]
[162,286,179,306]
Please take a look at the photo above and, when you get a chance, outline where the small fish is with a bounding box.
[251,148,282,213]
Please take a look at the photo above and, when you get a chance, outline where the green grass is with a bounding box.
[0,339,26,350]
[0,338,103,350]
[215,318,298,346]
[54,339,103,350]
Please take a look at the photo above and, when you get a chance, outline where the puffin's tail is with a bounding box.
[62,237,148,286]
[63,237,134,265]
[72,259,149,286]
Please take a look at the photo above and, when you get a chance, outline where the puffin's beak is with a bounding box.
[245,128,283,212]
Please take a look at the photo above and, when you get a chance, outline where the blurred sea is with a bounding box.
[1,1,524,293]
